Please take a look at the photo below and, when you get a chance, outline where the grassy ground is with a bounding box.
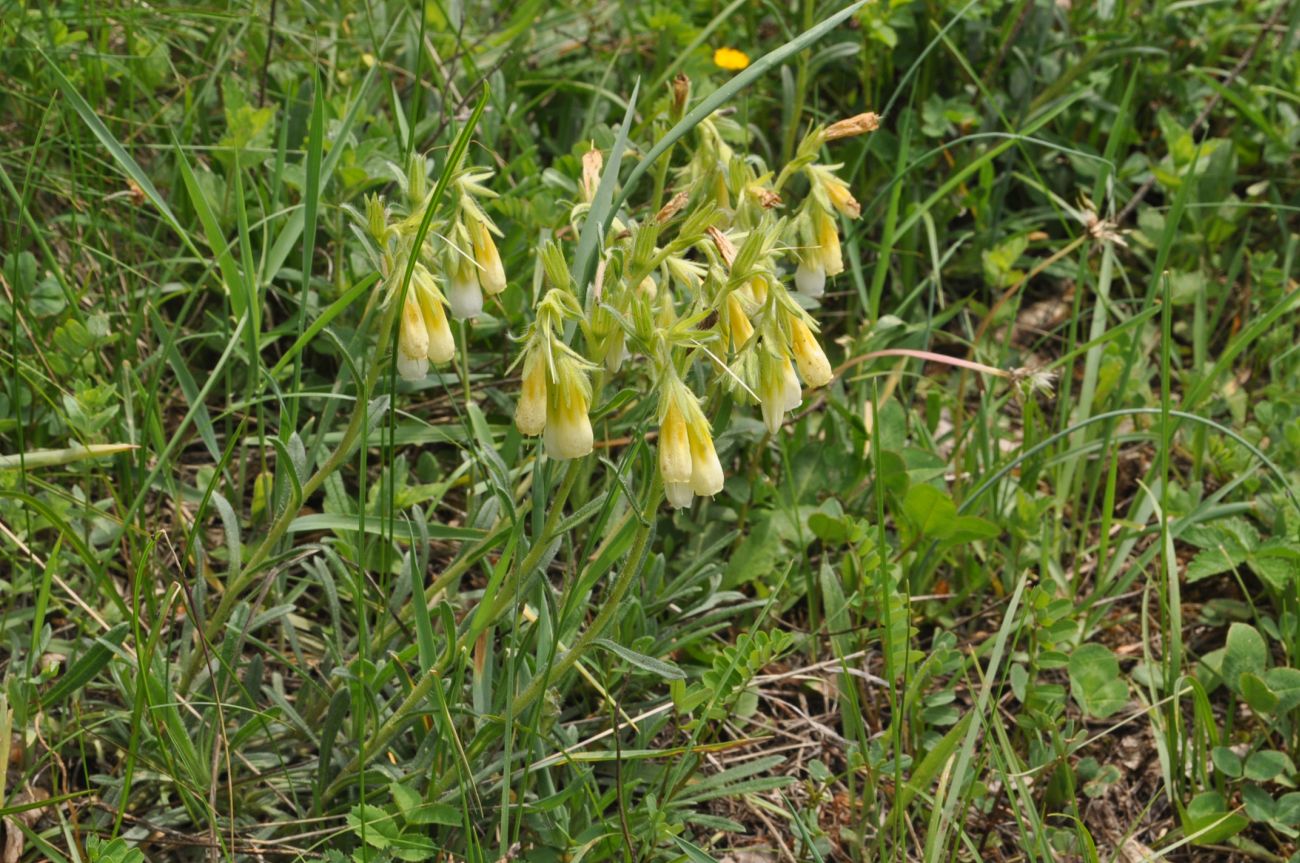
[2,1,1300,861]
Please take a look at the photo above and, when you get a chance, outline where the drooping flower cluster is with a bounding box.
[504,100,876,507]
[360,89,878,510]
[359,156,508,382]
[513,276,597,461]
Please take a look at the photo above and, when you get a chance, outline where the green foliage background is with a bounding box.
[1,1,1299,861]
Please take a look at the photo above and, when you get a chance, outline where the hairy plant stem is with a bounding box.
[318,457,589,803]
[179,301,398,693]
[508,479,660,720]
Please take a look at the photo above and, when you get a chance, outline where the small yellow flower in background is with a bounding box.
[713,47,750,72]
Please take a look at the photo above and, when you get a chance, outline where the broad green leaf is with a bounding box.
[1067,643,1128,719]
[945,514,1000,543]
[1242,783,1277,822]
[405,802,461,826]
[1222,623,1269,693]
[1183,791,1248,844]
[1211,746,1243,778]
[1265,667,1300,712]
[902,484,957,540]
[1240,672,1280,715]
[347,804,400,849]
[1244,750,1294,783]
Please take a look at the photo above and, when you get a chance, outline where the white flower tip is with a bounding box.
[396,353,428,381]
[795,263,826,298]
[666,482,695,509]
[544,413,593,460]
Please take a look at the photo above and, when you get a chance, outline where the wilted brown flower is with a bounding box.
[823,111,881,142]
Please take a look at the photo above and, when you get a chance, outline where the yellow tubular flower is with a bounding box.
[469,218,507,296]
[544,355,593,460]
[726,293,754,352]
[825,179,861,219]
[514,348,547,436]
[446,250,484,320]
[396,298,429,381]
[758,351,803,434]
[816,211,844,277]
[687,420,724,498]
[415,273,455,364]
[659,401,693,508]
[789,316,833,389]
[781,355,803,411]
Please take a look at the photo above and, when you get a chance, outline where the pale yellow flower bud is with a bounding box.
[725,293,754,352]
[543,355,593,460]
[396,298,429,381]
[759,352,802,434]
[544,397,593,460]
[661,383,725,507]
[469,218,506,295]
[658,402,692,486]
[825,180,861,219]
[816,211,844,277]
[415,274,454,364]
[781,355,802,410]
[790,316,833,389]
[688,423,724,498]
[603,328,627,373]
[515,349,547,436]
[446,251,484,320]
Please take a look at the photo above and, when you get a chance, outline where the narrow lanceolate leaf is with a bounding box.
[571,78,640,300]
[42,51,197,256]
[41,623,129,707]
[0,444,137,470]
[593,638,686,680]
